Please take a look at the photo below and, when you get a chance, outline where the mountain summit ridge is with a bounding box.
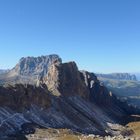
[12,54,62,76]
[0,54,62,85]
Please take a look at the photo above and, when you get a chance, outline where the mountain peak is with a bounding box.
[17,54,62,75]
[19,54,61,62]
[0,54,62,85]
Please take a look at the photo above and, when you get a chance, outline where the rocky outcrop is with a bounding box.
[0,84,51,110]
[43,62,90,98]
[0,84,52,138]
[41,60,140,118]
[80,71,113,104]
[13,55,62,76]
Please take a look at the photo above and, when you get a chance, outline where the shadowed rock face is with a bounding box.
[0,55,140,139]
[44,62,118,107]
[0,84,51,110]
[80,71,112,104]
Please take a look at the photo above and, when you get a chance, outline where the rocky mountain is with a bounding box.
[13,55,62,76]
[0,55,62,85]
[0,55,140,139]
[96,73,137,81]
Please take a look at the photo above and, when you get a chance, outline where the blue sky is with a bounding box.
[0,0,140,73]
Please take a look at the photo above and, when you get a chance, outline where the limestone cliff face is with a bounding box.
[42,60,140,117]
[43,61,114,105]
[44,61,90,98]
[42,60,61,96]
[0,55,62,85]
[80,71,113,105]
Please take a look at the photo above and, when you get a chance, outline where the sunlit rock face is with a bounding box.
[0,84,51,109]
[0,54,62,85]
[13,54,62,77]
[0,55,140,139]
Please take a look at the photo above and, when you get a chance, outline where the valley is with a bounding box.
[96,74,140,108]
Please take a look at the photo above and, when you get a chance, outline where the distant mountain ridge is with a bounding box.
[96,73,140,108]
[0,69,9,74]
[96,73,137,81]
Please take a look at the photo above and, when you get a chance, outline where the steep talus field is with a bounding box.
[0,55,140,139]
